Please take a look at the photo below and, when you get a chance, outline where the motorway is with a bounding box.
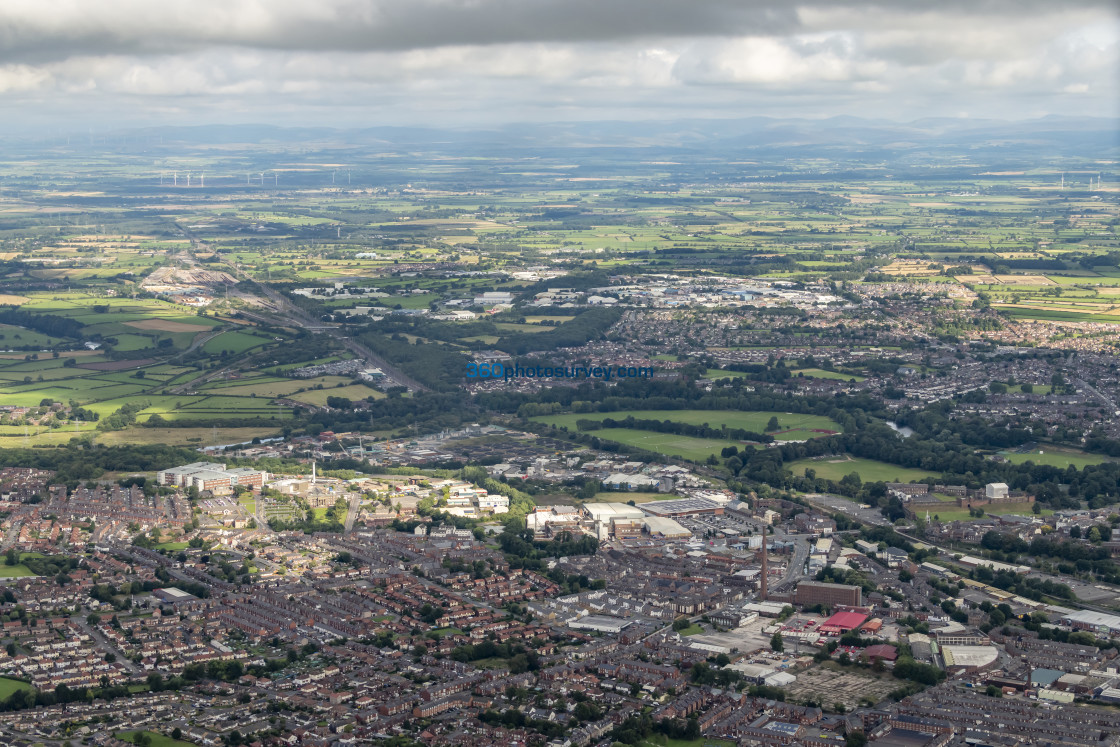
[171,221,428,393]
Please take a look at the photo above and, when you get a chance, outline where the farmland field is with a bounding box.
[96,427,282,447]
[290,384,385,406]
[533,409,842,441]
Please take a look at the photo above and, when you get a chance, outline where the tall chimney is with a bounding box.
[760,535,769,601]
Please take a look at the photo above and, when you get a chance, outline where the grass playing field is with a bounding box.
[792,367,866,382]
[115,731,197,747]
[930,503,1050,522]
[0,565,35,578]
[0,678,33,698]
[788,456,939,483]
[999,447,1113,469]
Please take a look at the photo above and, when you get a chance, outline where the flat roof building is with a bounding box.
[643,516,691,539]
[157,462,266,493]
[639,497,724,517]
[567,615,632,634]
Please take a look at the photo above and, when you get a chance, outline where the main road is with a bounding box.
[344,491,362,533]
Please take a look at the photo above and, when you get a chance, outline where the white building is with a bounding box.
[582,502,647,539]
[476,494,510,514]
[473,291,514,306]
[985,482,1009,501]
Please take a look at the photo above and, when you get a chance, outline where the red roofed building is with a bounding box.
[819,610,868,634]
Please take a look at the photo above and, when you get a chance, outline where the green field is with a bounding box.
[789,456,939,483]
[201,330,272,355]
[0,564,36,578]
[0,678,33,698]
[792,368,866,382]
[600,491,672,503]
[930,502,1051,522]
[533,409,842,441]
[569,428,739,461]
[1000,447,1112,469]
[291,384,385,406]
[96,426,282,447]
[154,541,190,551]
[116,731,197,747]
[702,368,749,379]
[639,736,735,747]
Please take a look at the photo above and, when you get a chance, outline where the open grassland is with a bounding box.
[788,456,939,483]
[533,409,842,440]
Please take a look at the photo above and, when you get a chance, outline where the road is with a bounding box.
[256,500,276,534]
[1,516,23,550]
[781,534,811,585]
[72,617,143,676]
[1074,376,1119,415]
[173,328,224,360]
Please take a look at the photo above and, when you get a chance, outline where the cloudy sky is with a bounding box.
[0,0,1117,132]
